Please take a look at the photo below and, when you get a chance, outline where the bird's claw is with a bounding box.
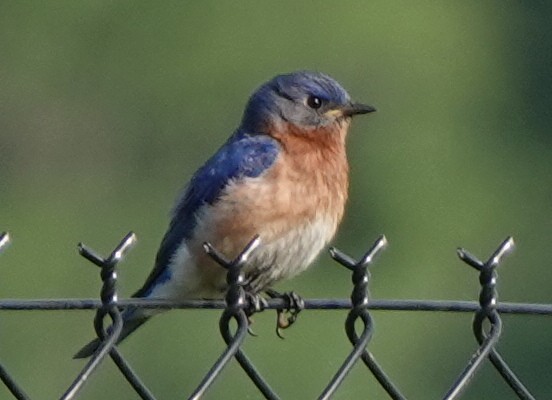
[266,290,305,338]
[242,290,305,338]
[247,316,258,337]
[244,292,269,315]
[244,292,268,336]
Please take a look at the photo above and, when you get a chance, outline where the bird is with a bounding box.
[74,71,375,358]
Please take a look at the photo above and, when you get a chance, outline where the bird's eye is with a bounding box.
[306,95,323,109]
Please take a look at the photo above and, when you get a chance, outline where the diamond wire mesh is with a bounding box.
[0,231,546,399]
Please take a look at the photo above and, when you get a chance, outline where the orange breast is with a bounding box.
[187,121,351,292]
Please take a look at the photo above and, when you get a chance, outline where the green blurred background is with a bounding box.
[1,1,551,399]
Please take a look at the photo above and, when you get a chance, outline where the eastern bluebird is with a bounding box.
[74,71,375,358]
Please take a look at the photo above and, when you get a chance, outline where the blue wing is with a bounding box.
[134,131,280,297]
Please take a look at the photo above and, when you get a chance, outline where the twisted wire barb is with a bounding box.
[320,235,405,399]
[62,232,155,400]
[444,237,534,400]
[191,236,279,400]
[0,230,544,399]
[466,238,534,400]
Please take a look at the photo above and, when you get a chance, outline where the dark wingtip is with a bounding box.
[73,338,102,359]
[73,312,152,359]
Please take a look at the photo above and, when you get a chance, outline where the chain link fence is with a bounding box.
[0,230,548,399]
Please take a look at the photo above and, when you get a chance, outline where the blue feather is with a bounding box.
[135,131,280,296]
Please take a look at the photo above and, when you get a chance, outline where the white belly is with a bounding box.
[242,215,336,290]
[146,214,336,299]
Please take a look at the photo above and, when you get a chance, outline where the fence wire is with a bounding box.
[0,230,548,399]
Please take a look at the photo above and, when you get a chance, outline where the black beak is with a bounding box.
[342,102,376,117]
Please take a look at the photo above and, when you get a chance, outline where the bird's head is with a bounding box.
[240,71,375,137]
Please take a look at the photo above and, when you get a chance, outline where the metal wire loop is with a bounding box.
[444,236,534,400]
[62,232,156,400]
[0,230,544,399]
[322,235,405,400]
[191,235,278,400]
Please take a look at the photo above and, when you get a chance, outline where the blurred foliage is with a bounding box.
[0,1,551,399]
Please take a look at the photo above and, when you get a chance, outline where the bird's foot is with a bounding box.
[265,289,305,338]
[244,291,269,314]
[244,292,269,336]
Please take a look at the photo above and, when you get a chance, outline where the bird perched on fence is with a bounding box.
[74,71,375,358]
